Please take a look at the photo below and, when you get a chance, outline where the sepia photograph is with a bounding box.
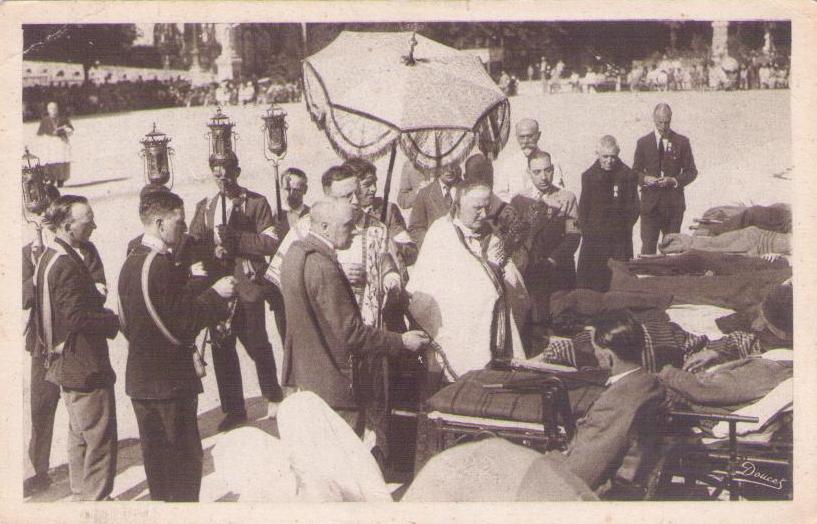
[2,2,816,522]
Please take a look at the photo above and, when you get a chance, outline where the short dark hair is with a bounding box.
[463,154,494,186]
[283,167,307,182]
[321,165,355,191]
[209,151,240,172]
[139,183,170,201]
[44,195,88,231]
[527,150,552,168]
[589,310,645,365]
[343,157,377,181]
[140,191,184,224]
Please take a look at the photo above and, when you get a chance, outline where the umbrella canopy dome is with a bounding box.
[305,31,506,132]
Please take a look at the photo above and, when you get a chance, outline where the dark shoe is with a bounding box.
[23,473,52,497]
[217,412,247,432]
[267,385,285,403]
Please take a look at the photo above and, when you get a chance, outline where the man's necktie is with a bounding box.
[443,186,453,208]
[658,138,665,177]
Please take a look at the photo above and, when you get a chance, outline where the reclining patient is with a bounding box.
[691,203,791,237]
[659,226,791,258]
[543,283,792,373]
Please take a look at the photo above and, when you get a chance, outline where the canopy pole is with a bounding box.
[381,141,398,224]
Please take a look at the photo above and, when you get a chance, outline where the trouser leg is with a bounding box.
[235,300,283,402]
[63,391,86,498]
[577,236,613,292]
[211,331,246,416]
[29,354,60,477]
[165,396,203,502]
[640,210,662,255]
[62,387,117,501]
[268,286,287,344]
[664,207,684,236]
[132,398,171,501]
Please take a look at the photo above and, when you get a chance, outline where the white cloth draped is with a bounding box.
[408,216,526,379]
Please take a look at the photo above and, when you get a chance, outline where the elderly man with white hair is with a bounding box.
[576,135,640,292]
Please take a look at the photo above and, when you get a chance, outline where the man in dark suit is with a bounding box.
[23,226,107,495]
[34,195,120,500]
[509,150,580,325]
[188,153,284,430]
[408,164,462,248]
[632,103,698,255]
[279,199,428,430]
[577,135,640,292]
[563,311,666,495]
[119,191,235,501]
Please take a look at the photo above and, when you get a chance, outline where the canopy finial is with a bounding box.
[403,32,418,66]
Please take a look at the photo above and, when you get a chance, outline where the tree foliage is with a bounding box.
[23,24,139,74]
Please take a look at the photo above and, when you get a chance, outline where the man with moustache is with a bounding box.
[633,103,698,255]
[577,136,640,292]
[119,191,236,501]
[188,152,283,430]
[34,195,120,500]
[494,119,546,203]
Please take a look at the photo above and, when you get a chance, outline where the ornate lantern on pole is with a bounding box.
[139,123,175,188]
[207,106,238,166]
[205,107,239,345]
[22,147,54,257]
[261,104,288,217]
[206,106,239,226]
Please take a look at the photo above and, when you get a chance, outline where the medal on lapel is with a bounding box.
[613,184,619,199]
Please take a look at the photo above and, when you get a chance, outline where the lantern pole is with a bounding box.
[261,104,289,222]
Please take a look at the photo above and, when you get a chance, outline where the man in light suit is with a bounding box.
[563,311,666,495]
[408,164,462,248]
[633,103,698,254]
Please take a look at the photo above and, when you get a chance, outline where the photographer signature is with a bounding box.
[735,461,786,490]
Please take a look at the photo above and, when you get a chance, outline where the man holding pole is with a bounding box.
[189,151,284,430]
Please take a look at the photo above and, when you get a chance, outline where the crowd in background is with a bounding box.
[23,78,302,122]
[498,51,789,95]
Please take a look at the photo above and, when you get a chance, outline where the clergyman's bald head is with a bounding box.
[310,198,356,250]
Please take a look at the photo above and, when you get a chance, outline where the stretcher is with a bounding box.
[645,409,792,500]
[411,364,606,474]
